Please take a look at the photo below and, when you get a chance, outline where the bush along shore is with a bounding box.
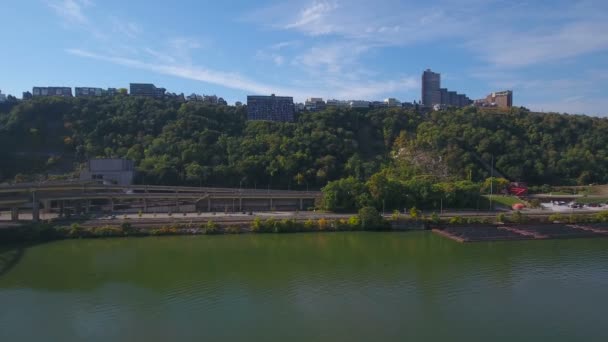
[2,208,608,244]
[0,207,390,243]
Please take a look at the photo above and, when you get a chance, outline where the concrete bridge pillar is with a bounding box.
[59,201,65,218]
[270,198,273,211]
[207,197,211,212]
[10,207,19,221]
[42,200,51,214]
[110,198,115,212]
[143,198,148,213]
[32,201,40,222]
[85,200,91,214]
[299,198,304,211]
[239,197,242,212]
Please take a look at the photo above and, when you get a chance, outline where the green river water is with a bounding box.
[1,232,607,341]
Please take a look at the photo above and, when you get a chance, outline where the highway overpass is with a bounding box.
[0,182,321,222]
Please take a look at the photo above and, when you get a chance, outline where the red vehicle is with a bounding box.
[508,182,528,196]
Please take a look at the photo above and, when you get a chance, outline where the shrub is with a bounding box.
[529,199,541,209]
[92,226,124,237]
[304,219,317,232]
[449,216,465,224]
[391,210,401,222]
[510,211,526,224]
[120,222,137,236]
[225,226,241,234]
[548,213,564,223]
[251,217,263,232]
[466,217,481,224]
[594,211,608,223]
[496,213,506,223]
[409,207,421,220]
[317,218,329,231]
[430,212,441,225]
[348,216,361,230]
[203,220,219,235]
[68,223,88,238]
[358,206,387,231]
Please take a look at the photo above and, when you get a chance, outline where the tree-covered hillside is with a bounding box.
[1,96,607,188]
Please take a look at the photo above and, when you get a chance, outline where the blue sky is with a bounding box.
[2,0,608,115]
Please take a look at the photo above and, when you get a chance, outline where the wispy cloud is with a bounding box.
[284,1,338,35]
[66,48,306,97]
[47,0,91,25]
[254,0,608,69]
[255,50,286,66]
[294,42,372,74]
[109,16,142,39]
[469,21,608,67]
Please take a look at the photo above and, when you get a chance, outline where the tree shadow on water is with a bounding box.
[0,244,25,278]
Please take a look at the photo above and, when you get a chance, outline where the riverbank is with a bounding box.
[432,224,608,242]
[2,209,608,244]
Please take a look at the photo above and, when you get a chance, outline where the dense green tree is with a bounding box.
[2,97,608,190]
[321,177,367,212]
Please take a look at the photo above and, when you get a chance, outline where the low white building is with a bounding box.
[349,100,370,108]
[80,158,135,185]
[0,90,6,102]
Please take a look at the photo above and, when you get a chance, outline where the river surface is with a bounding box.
[1,232,607,341]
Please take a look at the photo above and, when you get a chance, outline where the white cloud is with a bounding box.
[284,1,338,35]
[271,41,300,50]
[47,0,91,25]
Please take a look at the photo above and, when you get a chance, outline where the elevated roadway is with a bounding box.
[0,182,321,222]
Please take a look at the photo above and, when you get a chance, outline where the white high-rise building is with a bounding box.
[0,89,6,102]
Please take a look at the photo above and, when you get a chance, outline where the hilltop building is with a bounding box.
[384,98,401,107]
[247,94,295,122]
[130,83,166,98]
[349,100,370,109]
[79,158,135,185]
[326,99,349,107]
[0,90,6,102]
[32,87,73,97]
[75,87,104,97]
[421,69,441,106]
[421,69,472,108]
[305,97,326,111]
[475,90,513,108]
